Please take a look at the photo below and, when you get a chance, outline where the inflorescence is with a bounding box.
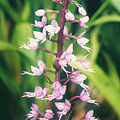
[21,0,98,120]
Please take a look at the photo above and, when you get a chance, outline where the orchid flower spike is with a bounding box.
[22,59,46,76]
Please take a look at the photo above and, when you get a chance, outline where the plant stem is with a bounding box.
[69,96,80,102]
[55,0,69,82]
[38,47,57,56]
[45,68,55,73]
[42,73,53,84]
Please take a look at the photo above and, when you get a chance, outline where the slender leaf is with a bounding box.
[0,9,7,41]
[89,15,120,27]
[111,0,120,12]
[0,41,17,51]
[0,0,18,22]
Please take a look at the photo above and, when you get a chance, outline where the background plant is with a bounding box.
[0,0,120,120]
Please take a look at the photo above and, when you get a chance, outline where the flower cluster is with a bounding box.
[21,0,98,120]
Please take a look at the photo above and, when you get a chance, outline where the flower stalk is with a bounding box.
[55,0,69,81]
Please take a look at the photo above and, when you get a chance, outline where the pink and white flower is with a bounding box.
[39,109,54,120]
[80,90,98,105]
[22,86,48,99]
[22,59,46,76]
[79,16,89,28]
[44,109,54,119]
[78,7,87,16]
[59,44,77,74]
[83,110,98,120]
[26,104,40,120]
[70,71,89,91]
[44,20,60,38]
[55,99,71,120]
[47,81,66,101]
[33,31,46,43]
[35,9,45,16]
[78,54,94,72]
[77,31,91,52]
[20,38,38,50]
[34,16,47,28]
[65,11,75,21]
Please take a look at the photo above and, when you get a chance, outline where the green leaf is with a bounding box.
[111,0,120,12]
[88,0,110,23]
[89,15,120,27]
[11,23,37,62]
[90,27,100,63]
[0,65,20,95]
[102,51,120,88]
[0,9,7,41]
[12,23,33,46]
[0,0,18,22]
[0,41,17,51]
[21,1,31,21]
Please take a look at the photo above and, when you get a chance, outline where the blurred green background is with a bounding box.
[0,0,120,120]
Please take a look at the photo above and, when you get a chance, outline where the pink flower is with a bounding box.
[65,11,75,21]
[26,104,40,120]
[39,109,54,120]
[76,31,91,52]
[59,44,77,74]
[20,38,38,50]
[80,16,89,23]
[22,86,48,99]
[44,20,60,38]
[79,16,89,28]
[44,109,54,119]
[70,71,89,91]
[63,26,71,40]
[35,9,45,16]
[34,16,47,28]
[47,81,66,101]
[51,81,61,90]
[83,110,98,120]
[80,90,98,105]
[78,7,87,16]
[22,59,46,76]
[55,99,71,120]
[33,31,46,43]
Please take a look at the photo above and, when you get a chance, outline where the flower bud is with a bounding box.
[78,7,87,16]
[65,11,75,21]
[35,9,45,16]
